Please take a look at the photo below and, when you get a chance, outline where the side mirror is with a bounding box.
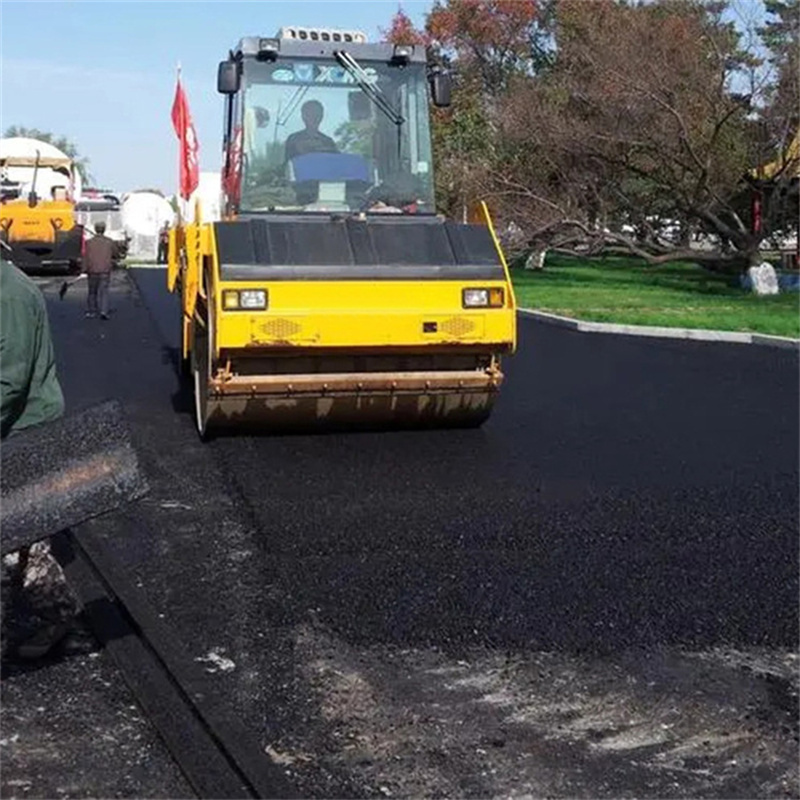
[429,70,452,108]
[217,61,239,95]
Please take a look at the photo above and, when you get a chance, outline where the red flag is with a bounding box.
[171,76,199,200]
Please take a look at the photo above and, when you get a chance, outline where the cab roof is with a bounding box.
[232,36,427,64]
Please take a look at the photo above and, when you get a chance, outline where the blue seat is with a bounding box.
[289,152,371,183]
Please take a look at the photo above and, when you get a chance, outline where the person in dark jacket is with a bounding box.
[83,221,115,319]
[1,259,67,658]
[0,260,65,438]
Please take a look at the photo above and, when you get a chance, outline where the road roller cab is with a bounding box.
[169,28,516,435]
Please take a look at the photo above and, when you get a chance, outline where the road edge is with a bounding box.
[518,309,800,350]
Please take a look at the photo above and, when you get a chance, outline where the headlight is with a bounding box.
[222,289,268,310]
[463,289,489,307]
[462,288,504,308]
[240,290,267,309]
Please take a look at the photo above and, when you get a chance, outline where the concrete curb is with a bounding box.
[518,309,800,350]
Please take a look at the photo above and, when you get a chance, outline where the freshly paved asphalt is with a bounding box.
[117,268,799,645]
[27,267,800,795]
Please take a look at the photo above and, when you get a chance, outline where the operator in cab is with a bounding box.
[285,100,338,161]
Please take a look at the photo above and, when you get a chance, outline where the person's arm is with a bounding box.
[23,303,65,428]
[82,238,92,274]
[0,300,34,437]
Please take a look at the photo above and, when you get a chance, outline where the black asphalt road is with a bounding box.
[123,267,799,649]
[7,267,797,797]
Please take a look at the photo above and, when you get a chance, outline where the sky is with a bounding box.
[0,1,432,192]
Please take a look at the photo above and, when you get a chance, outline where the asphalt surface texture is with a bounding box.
[1,266,798,799]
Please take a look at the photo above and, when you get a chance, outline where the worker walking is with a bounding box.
[83,221,114,320]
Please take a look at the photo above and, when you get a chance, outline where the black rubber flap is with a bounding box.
[0,400,148,554]
[216,217,505,280]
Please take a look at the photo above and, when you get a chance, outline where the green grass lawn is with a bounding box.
[511,253,800,338]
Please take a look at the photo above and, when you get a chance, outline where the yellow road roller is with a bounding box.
[169,28,516,436]
[0,152,84,274]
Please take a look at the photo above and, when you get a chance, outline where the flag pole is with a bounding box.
[176,62,183,225]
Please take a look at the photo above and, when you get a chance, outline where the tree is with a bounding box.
[384,0,797,271]
[490,0,792,270]
[759,0,799,134]
[383,7,428,46]
[3,126,92,184]
[427,0,544,94]
[752,0,800,249]
[334,120,373,158]
[384,2,547,219]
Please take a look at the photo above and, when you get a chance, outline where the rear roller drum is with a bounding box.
[191,311,223,440]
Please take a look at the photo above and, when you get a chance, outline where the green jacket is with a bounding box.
[0,261,65,438]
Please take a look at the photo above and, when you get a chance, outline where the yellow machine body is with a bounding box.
[169,203,516,434]
[214,280,513,351]
[0,155,83,273]
[169,30,516,434]
[1,198,76,242]
[0,198,83,274]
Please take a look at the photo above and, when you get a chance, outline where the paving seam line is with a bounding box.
[518,308,800,350]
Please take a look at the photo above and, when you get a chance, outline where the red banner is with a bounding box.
[222,124,243,206]
[171,77,199,200]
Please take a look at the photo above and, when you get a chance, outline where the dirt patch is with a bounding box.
[285,622,799,798]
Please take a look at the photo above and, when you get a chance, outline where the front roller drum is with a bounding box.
[199,389,495,434]
[193,367,501,435]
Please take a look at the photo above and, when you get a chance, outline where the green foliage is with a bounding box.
[760,0,799,56]
[430,78,495,216]
[334,120,373,158]
[759,1,799,137]
[379,0,796,265]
